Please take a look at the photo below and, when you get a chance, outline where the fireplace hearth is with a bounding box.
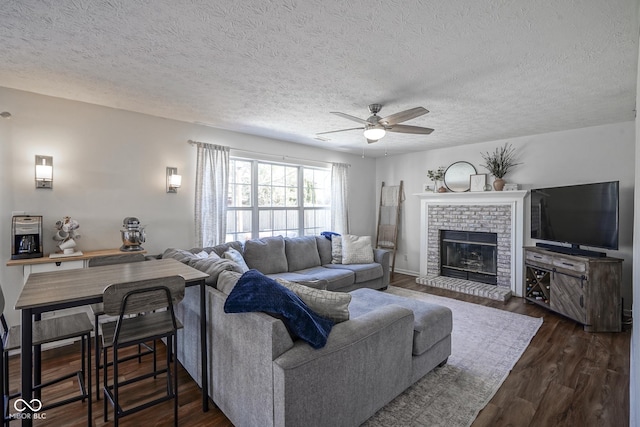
[440,230,497,285]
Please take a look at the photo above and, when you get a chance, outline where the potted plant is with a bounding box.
[427,167,446,193]
[480,143,521,191]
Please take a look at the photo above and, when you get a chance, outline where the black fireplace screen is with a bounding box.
[440,230,497,285]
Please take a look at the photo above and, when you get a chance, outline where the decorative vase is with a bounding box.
[493,178,506,191]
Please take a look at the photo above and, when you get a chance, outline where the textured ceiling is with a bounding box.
[0,0,638,157]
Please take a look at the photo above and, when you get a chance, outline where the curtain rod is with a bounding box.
[187,140,350,167]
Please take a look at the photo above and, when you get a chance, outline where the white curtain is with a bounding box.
[331,163,349,234]
[195,142,230,247]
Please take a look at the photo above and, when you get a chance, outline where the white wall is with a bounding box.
[375,122,635,309]
[0,87,377,325]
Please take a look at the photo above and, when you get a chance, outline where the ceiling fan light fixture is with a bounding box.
[363,126,386,141]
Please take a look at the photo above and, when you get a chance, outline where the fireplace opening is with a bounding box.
[440,230,498,285]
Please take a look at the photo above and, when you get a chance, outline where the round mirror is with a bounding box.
[444,161,477,192]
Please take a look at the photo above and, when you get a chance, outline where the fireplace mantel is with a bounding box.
[415,190,529,296]
[414,190,528,203]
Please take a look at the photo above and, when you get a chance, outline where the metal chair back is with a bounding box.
[103,276,185,317]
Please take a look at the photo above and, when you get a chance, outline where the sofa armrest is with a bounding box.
[208,288,295,427]
[374,248,391,287]
[272,304,414,426]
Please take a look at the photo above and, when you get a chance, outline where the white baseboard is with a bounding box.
[392,268,419,277]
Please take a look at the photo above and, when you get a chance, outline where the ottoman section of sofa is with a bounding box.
[349,288,452,356]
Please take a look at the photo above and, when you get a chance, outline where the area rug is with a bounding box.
[363,286,543,427]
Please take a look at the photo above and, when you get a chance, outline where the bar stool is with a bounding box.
[101,276,184,427]
[0,283,92,426]
[87,253,149,401]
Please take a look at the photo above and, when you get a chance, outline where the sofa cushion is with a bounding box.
[285,236,321,271]
[244,236,288,274]
[315,236,333,265]
[223,247,250,272]
[276,278,351,323]
[223,270,333,349]
[291,267,355,291]
[341,235,374,264]
[349,288,453,356]
[324,263,383,283]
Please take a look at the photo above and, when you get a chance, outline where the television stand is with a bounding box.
[535,242,607,258]
[524,247,622,332]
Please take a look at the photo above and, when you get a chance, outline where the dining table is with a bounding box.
[14,257,210,426]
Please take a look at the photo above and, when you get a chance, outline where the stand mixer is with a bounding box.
[120,217,145,252]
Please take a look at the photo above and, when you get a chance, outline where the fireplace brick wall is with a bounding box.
[427,204,512,288]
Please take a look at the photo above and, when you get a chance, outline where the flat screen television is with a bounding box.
[530,181,619,257]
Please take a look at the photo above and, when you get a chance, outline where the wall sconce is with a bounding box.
[166,167,182,193]
[35,155,53,189]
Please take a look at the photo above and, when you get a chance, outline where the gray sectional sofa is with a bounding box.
[163,235,390,292]
[166,235,452,426]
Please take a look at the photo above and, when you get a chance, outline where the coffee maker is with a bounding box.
[11,215,44,260]
[120,217,145,252]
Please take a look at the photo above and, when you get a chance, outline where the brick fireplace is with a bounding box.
[415,190,528,297]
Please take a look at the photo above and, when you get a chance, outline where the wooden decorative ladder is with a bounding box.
[376,181,404,279]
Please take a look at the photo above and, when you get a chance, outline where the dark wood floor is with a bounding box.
[7,273,630,426]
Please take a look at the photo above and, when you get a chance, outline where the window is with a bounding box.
[226,158,330,242]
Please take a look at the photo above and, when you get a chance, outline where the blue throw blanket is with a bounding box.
[223,269,334,349]
[321,231,341,240]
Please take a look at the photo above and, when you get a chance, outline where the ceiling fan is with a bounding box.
[317,104,434,143]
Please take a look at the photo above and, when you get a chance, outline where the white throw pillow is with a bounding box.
[341,235,374,264]
[195,250,209,259]
[223,247,250,272]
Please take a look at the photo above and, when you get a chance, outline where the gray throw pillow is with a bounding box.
[190,257,243,286]
[217,270,243,295]
[331,236,343,264]
[162,247,200,264]
[276,278,351,323]
[243,236,288,274]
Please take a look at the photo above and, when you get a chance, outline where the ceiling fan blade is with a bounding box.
[387,124,434,134]
[331,112,369,124]
[316,126,364,136]
[379,107,429,126]
[366,138,377,144]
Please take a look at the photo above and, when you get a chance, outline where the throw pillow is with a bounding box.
[243,236,288,274]
[224,270,334,349]
[331,235,343,264]
[217,270,242,295]
[276,278,351,323]
[190,257,243,287]
[162,248,200,264]
[223,247,250,272]
[341,235,374,264]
